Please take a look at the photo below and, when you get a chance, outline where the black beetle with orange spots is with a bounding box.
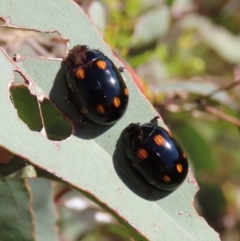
[65,45,129,125]
[124,117,189,191]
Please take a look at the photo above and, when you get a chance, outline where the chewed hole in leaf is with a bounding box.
[0,28,67,59]
[13,71,29,85]
[9,84,72,141]
[9,84,43,132]
[40,98,72,141]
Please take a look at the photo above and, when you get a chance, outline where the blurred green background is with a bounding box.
[1,0,240,240]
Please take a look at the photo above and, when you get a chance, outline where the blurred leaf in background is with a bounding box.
[1,0,240,240]
[102,0,240,239]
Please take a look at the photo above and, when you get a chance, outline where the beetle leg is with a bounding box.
[150,116,160,125]
[79,118,87,124]
[119,66,125,72]
[65,96,72,103]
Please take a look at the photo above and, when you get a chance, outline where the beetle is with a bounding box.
[65,45,129,125]
[124,117,189,191]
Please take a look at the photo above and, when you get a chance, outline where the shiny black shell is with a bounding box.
[65,45,129,125]
[124,119,188,191]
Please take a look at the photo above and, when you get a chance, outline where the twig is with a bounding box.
[202,104,240,127]
[201,80,240,100]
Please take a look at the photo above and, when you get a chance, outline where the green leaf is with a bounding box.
[9,85,43,132]
[0,155,25,176]
[172,122,215,173]
[0,178,34,241]
[40,98,72,141]
[0,1,219,240]
[9,84,72,140]
[131,6,171,45]
[196,183,226,227]
[88,1,106,34]
[180,14,240,64]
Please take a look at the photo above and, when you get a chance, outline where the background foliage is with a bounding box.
[1,0,240,240]
[102,0,240,239]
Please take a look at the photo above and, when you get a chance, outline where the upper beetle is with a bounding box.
[65,45,129,125]
[124,117,189,191]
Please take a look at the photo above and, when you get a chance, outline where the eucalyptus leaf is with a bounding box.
[0,1,219,240]
[172,122,215,174]
[28,178,58,241]
[10,84,43,132]
[0,178,34,241]
[131,6,170,45]
[180,14,240,64]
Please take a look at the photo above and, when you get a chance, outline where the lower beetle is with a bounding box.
[124,117,189,191]
[65,45,129,125]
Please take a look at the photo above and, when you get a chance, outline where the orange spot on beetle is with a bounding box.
[96,60,107,70]
[76,69,85,79]
[124,88,128,96]
[176,163,183,173]
[113,97,121,108]
[96,104,105,114]
[153,135,165,146]
[136,148,148,160]
[162,175,171,183]
[182,152,187,158]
